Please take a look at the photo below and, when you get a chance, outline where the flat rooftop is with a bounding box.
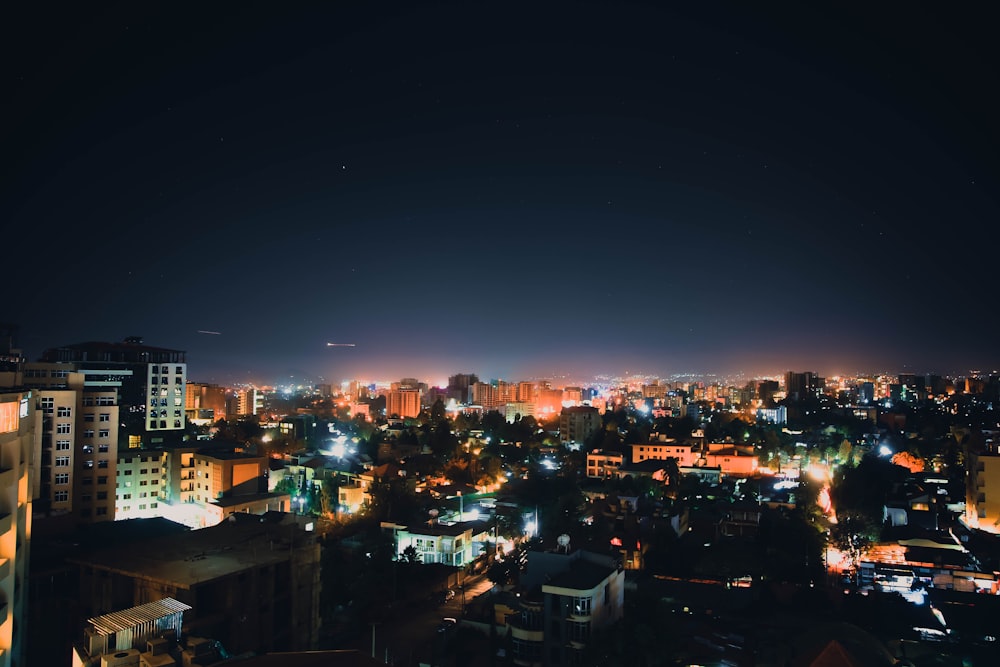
[68,513,312,588]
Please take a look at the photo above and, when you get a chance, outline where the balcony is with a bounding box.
[510,624,544,643]
[0,513,10,537]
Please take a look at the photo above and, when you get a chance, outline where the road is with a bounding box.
[341,573,495,665]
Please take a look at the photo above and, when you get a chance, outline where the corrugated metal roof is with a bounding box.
[88,598,192,636]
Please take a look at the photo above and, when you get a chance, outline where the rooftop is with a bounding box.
[68,513,313,588]
[543,558,616,592]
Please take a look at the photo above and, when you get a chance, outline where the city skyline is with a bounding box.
[4,3,997,385]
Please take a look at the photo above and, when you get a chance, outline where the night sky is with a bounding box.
[4,2,997,385]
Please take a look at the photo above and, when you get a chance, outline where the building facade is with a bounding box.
[0,389,36,667]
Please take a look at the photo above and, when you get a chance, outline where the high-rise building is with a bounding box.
[228,387,264,417]
[0,388,36,667]
[386,388,421,418]
[19,363,121,524]
[472,382,500,410]
[517,381,536,403]
[39,337,187,448]
[784,371,824,401]
[447,373,479,403]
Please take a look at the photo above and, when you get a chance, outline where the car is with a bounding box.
[436,618,457,634]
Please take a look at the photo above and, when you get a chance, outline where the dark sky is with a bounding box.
[4,2,997,385]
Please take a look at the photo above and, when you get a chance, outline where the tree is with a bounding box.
[400,544,422,565]
[830,512,878,575]
[274,475,299,497]
[321,476,341,516]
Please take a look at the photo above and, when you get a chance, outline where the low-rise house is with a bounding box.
[382,520,486,567]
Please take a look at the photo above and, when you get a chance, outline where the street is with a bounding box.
[341,572,495,665]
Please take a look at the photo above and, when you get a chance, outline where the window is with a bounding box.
[139,480,148,486]
[83,460,94,469]
[151,467,160,474]
[40,397,54,413]
[151,365,159,374]
[139,504,146,510]
[82,477,93,485]
[99,413,110,422]
[97,396,115,406]
[572,596,592,615]
[54,490,69,502]
[98,429,110,438]
[55,456,70,467]
[151,491,158,497]
[57,406,71,417]
[567,620,590,642]
[151,502,158,509]
[97,491,108,500]
[97,460,108,468]
[97,476,108,485]
[150,479,159,485]
[140,469,148,474]
[122,493,132,500]
[96,507,108,515]
[54,473,69,485]
[98,444,109,453]
[57,423,71,434]
[139,492,147,498]
[84,429,94,438]
[56,440,71,450]
[124,469,132,475]
[176,366,183,374]
[84,414,95,422]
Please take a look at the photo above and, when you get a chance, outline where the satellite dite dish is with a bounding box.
[557,534,571,552]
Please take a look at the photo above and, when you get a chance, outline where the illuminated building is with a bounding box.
[472,382,500,410]
[562,386,583,405]
[585,450,623,478]
[966,442,1000,533]
[19,363,121,524]
[229,387,264,417]
[756,406,787,424]
[382,520,477,566]
[517,381,536,403]
[386,388,421,418]
[0,388,35,666]
[504,402,536,422]
[535,387,563,417]
[784,371,824,401]
[184,381,227,423]
[39,338,187,447]
[114,449,168,520]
